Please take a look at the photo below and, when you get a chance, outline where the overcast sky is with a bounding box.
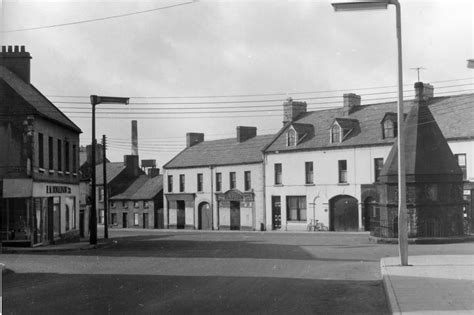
[1,0,473,168]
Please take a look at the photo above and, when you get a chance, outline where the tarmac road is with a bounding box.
[2,229,472,314]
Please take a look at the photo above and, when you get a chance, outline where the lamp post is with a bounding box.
[90,95,129,245]
[331,0,408,266]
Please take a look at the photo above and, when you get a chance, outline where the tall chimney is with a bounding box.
[0,45,32,83]
[131,120,138,155]
[186,133,204,148]
[414,82,434,104]
[343,93,361,115]
[283,97,307,125]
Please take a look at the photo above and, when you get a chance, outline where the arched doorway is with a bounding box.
[329,195,359,232]
[363,197,376,231]
[198,202,212,230]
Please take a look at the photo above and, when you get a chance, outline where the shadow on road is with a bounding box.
[3,272,389,314]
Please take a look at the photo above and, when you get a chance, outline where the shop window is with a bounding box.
[286,196,307,222]
[134,213,139,226]
[197,173,203,192]
[111,213,117,225]
[244,171,251,191]
[99,210,104,224]
[216,172,222,191]
[168,175,173,192]
[274,163,282,185]
[305,162,313,184]
[338,160,347,183]
[38,133,44,169]
[179,174,185,192]
[374,158,384,182]
[455,154,467,180]
[229,172,236,189]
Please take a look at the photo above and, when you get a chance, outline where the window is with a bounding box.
[287,129,296,146]
[144,201,149,208]
[99,210,104,224]
[111,201,115,208]
[179,174,185,192]
[374,158,384,182]
[38,133,44,168]
[197,173,203,192]
[244,171,251,191]
[216,172,222,191]
[305,162,313,184]
[72,144,77,173]
[65,141,70,172]
[274,163,282,185]
[455,154,467,180]
[286,196,307,221]
[134,201,140,208]
[168,175,173,192]
[57,139,62,171]
[111,213,117,225]
[98,188,104,202]
[383,119,396,138]
[134,213,139,225]
[338,160,347,183]
[48,137,54,170]
[331,125,341,143]
[123,201,128,208]
[229,172,236,189]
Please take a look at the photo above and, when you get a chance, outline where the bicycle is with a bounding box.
[307,219,329,231]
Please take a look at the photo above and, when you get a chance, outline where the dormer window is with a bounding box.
[331,125,341,143]
[381,113,398,139]
[287,129,297,146]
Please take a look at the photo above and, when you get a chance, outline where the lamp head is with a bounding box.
[90,95,130,106]
[332,0,389,11]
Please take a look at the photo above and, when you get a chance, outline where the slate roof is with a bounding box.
[95,162,126,186]
[265,93,474,153]
[164,134,274,169]
[110,175,163,200]
[0,65,81,133]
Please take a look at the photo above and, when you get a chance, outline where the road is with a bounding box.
[2,229,473,314]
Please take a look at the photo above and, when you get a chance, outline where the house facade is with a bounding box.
[263,83,474,233]
[0,46,82,246]
[163,128,271,231]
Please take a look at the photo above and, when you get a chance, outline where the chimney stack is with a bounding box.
[186,133,204,148]
[343,93,361,115]
[124,155,139,177]
[283,97,307,125]
[0,45,32,83]
[131,120,138,156]
[236,126,257,143]
[414,82,434,104]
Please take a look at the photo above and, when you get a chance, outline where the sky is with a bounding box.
[1,0,473,169]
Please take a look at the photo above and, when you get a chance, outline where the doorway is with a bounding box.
[198,202,212,230]
[122,213,128,228]
[177,200,185,229]
[143,213,149,229]
[230,201,240,230]
[329,195,359,232]
[363,197,375,231]
[272,196,281,230]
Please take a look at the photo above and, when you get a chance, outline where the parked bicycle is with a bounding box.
[307,219,329,232]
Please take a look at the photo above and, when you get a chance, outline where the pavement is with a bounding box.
[1,239,109,256]
[381,255,474,314]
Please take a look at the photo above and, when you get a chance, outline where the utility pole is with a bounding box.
[102,134,108,239]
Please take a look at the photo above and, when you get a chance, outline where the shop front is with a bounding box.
[216,189,255,231]
[1,179,80,246]
[165,193,195,229]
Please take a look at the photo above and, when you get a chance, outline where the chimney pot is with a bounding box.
[1,46,6,53]
[20,45,25,52]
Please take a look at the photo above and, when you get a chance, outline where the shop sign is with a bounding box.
[46,185,72,194]
[216,189,254,202]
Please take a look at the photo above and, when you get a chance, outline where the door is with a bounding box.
[363,197,375,231]
[143,213,149,229]
[122,213,128,228]
[177,200,185,229]
[79,210,85,237]
[198,202,212,230]
[272,196,281,230]
[330,195,359,232]
[230,201,240,230]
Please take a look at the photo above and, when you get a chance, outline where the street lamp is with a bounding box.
[331,0,408,266]
[90,95,129,245]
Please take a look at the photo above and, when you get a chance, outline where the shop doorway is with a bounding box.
[122,213,128,228]
[143,213,149,229]
[177,200,185,229]
[329,195,359,232]
[198,202,212,230]
[272,196,281,230]
[230,201,240,230]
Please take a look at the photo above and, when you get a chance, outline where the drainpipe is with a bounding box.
[210,165,214,230]
[261,153,266,231]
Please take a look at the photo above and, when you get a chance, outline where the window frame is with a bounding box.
[48,136,54,170]
[179,174,185,192]
[287,129,297,146]
[286,196,307,222]
[383,119,397,139]
[305,161,314,184]
[274,163,282,185]
[168,175,173,193]
[57,139,62,171]
[338,160,348,183]
[197,173,203,192]
[331,124,341,143]
[244,171,251,191]
[229,172,236,189]
[216,172,222,192]
[134,213,139,226]
[374,158,384,182]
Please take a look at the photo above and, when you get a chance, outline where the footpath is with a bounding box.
[381,255,474,314]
